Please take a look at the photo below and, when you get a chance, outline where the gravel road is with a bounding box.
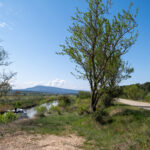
[117,98,150,110]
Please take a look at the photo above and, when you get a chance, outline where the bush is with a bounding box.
[36,106,47,117]
[144,93,150,101]
[58,96,74,108]
[92,108,112,124]
[122,85,146,100]
[77,104,89,115]
[15,101,22,108]
[101,87,121,107]
[50,105,62,115]
[101,93,114,107]
[0,112,17,124]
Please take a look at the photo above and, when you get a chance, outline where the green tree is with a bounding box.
[0,46,16,97]
[58,0,138,111]
[123,85,146,100]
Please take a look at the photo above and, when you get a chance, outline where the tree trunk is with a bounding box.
[91,100,96,112]
[90,89,101,112]
[90,91,98,112]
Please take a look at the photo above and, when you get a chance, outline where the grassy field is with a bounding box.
[18,105,150,150]
[1,96,150,150]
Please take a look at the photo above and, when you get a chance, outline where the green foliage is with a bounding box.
[38,99,48,105]
[0,82,12,97]
[58,0,138,111]
[75,98,90,115]
[77,103,89,115]
[120,83,150,101]
[139,82,150,92]
[144,93,150,101]
[50,105,62,115]
[77,91,91,99]
[0,95,51,113]
[36,106,47,117]
[92,108,112,124]
[101,87,122,107]
[101,92,113,107]
[15,101,22,108]
[123,85,146,100]
[58,96,74,108]
[0,112,17,124]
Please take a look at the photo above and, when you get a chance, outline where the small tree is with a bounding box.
[58,0,138,111]
[0,46,16,97]
[0,72,16,96]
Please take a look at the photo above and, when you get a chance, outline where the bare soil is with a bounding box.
[0,131,84,150]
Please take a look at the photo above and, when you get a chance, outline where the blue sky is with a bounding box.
[0,0,149,90]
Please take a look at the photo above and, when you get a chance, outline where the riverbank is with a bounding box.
[0,95,60,114]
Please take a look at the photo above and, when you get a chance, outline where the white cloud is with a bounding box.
[13,79,66,89]
[49,79,65,87]
[0,22,13,30]
[13,79,90,91]
[0,22,7,28]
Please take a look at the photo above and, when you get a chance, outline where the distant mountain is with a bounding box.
[15,85,79,95]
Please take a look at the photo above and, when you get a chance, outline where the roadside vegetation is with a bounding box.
[120,82,150,102]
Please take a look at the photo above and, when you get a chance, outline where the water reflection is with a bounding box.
[22,101,58,118]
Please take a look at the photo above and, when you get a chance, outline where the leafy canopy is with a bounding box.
[58,0,138,110]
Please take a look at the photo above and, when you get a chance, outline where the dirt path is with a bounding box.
[0,131,84,150]
[117,98,150,110]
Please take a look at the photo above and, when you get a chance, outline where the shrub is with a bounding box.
[36,106,47,117]
[77,104,89,115]
[15,101,22,108]
[50,105,62,115]
[0,112,17,124]
[38,99,48,105]
[101,87,121,107]
[92,108,112,124]
[144,94,150,101]
[101,93,114,108]
[123,85,146,100]
[58,96,74,108]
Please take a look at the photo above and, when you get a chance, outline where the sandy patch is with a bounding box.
[0,132,84,150]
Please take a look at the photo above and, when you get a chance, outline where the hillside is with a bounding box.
[15,85,79,95]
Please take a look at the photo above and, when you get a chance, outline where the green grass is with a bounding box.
[1,96,150,149]
[21,112,80,135]
[19,103,150,150]
[0,95,60,112]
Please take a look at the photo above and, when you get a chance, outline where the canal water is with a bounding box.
[21,101,58,118]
